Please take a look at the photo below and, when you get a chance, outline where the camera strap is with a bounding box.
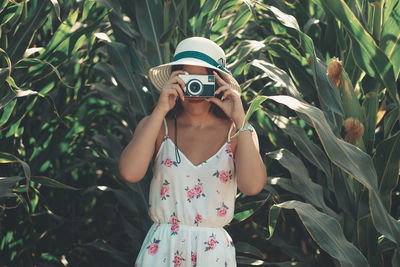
[173,105,181,164]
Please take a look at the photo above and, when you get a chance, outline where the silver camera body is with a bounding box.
[178,73,216,97]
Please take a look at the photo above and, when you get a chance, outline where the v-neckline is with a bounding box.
[165,137,228,168]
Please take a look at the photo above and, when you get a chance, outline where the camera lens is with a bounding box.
[187,80,203,96]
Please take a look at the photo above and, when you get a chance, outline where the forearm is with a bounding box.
[234,123,267,196]
[119,106,166,182]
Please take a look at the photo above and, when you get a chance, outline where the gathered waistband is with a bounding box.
[151,221,228,231]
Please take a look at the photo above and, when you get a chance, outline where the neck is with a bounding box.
[179,110,214,129]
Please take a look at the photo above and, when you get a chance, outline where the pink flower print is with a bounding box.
[146,238,160,255]
[171,217,179,225]
[225,143,233,155]
[194,213,202,226]
[213,170,232,184]
[171,223,179,235]
[160,180,170,200]
[161,157,178,167]
[173,250,185,266]
[185,187,196,202]
[226,237,234,247]
[191,251,197,266]
[170,212,180,235]
[194,184,203,196]
[204,233,219,251]
[216,202,229,217]
[194,179,206,199]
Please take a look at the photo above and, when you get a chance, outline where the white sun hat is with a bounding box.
[148,37,240,92]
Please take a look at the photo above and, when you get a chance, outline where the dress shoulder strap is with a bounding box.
[228,123,234,142]
[163,118,168,136]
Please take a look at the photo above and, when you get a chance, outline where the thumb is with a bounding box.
[206,97,223,108]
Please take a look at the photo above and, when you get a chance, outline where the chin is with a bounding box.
[182,99,211,114]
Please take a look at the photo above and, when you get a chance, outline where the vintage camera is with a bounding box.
[178,73,216,97]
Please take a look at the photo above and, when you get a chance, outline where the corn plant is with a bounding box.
[230,1,400,266]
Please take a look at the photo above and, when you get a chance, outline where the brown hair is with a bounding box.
[166,65,228,119]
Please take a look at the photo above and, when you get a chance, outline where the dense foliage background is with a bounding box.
[1,0,399,266]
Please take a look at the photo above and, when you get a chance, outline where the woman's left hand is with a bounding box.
[207,71,245,127]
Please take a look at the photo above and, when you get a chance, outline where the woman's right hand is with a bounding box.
[155,70,187,115]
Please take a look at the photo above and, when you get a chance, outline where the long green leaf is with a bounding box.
[134,0,163,64]
[369,190,400,245]
[104,42,147,115]
[0,176,24,198]
[258,4,345,116]
[381,1,400,77]
[250,59,302,100]
[384,107,400,138]
[268,149,337,218]
[266,95,400,247]
[6,0,49,62]
[271,200,369,267]
[316,0,399,103]
[31,176,79,190]
[268,95,378,190]
[265,110,333,189]
[0,152,31,188]
[373,132,400,211]
[0,98,16,126]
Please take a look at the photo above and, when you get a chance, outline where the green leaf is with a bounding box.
[362,91,378,153]
[265,111,333,190]
[235,242,264,259]
[357,216,383,267]
[250,59,302,100]
[0,90,16,110]
[257,4,345,116]
[268,149,337,218]
[0,176,24,198]
[373,132,400,211]
[6,0,49,62]
[274,200,370,267]
[49,0,61,21]
[384,107,400,138]
[317,0,399,103]
[31,176,79,190]
[381,1,400,77]
[134,0,163,64]
[0,153,31,188]
[233,209,255,222]
[229,4,252,33]
[268,95,378,190]
[0,4,20,27]
[369,190,400,246]
[0,48,12,80]
[0,98,16,126]
[231,95,266,138]
[104,42,147,115]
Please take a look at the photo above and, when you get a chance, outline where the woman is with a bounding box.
[119,37,267,267]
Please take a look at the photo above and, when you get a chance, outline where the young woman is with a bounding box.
[119,37,267,267]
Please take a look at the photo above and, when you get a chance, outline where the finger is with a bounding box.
[214,84,230,95]
[171,84,185,101]
[169,76,187,92]
[170,70,187,78]
[221,90,237,101]
[213,71,227,86]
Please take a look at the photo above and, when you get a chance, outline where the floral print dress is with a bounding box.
[134,119,237,267]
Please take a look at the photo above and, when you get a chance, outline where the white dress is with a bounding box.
[134,119,237,267]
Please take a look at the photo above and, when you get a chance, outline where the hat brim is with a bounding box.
[148,58,240,93]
